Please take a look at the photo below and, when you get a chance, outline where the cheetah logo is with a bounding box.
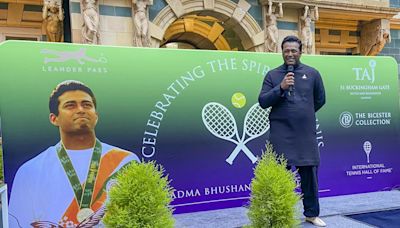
[41,48,107,65]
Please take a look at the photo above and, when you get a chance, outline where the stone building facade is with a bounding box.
[1,0,400,59]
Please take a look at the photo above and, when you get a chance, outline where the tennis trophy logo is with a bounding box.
[201,93,271,165]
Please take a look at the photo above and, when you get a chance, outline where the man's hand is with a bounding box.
[280,72,295,90]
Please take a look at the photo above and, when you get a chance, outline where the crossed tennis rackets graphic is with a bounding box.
[202,102,271,165]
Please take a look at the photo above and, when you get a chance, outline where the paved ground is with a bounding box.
[1,191,399,227]
[174,191,400,227]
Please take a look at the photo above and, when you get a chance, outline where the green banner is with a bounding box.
[0,41,399,226]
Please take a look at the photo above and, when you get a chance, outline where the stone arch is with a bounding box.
[163,18,231,50]
[149,0,264,52]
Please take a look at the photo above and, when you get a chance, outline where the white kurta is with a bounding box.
[9,142,139,227]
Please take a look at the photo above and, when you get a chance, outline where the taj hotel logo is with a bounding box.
[40,48,108,74]
[352,59,376,83]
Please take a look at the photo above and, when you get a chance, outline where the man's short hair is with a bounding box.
[281,35,302,52]
[49,80,97,116]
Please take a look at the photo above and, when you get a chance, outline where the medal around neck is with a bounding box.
[77,207,94,222]
[57,139,102,223]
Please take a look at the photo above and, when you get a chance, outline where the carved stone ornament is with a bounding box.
[300,5,318,54]
[81,0,100,44]
[132,0,153,47]
[360,19,391,56]
[43,0,64,42]
[264,0,283,53]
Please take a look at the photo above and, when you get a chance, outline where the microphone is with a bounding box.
[287,65,294,96]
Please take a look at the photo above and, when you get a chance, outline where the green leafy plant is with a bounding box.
[103,161,174,228]
[247,144,300,228]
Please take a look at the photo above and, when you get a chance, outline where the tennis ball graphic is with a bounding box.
[231,92,246,108]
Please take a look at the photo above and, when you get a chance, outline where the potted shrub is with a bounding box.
[247,144,300,228]
[103,161,174,227]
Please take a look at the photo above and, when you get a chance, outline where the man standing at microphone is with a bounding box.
[258,35,326,227]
